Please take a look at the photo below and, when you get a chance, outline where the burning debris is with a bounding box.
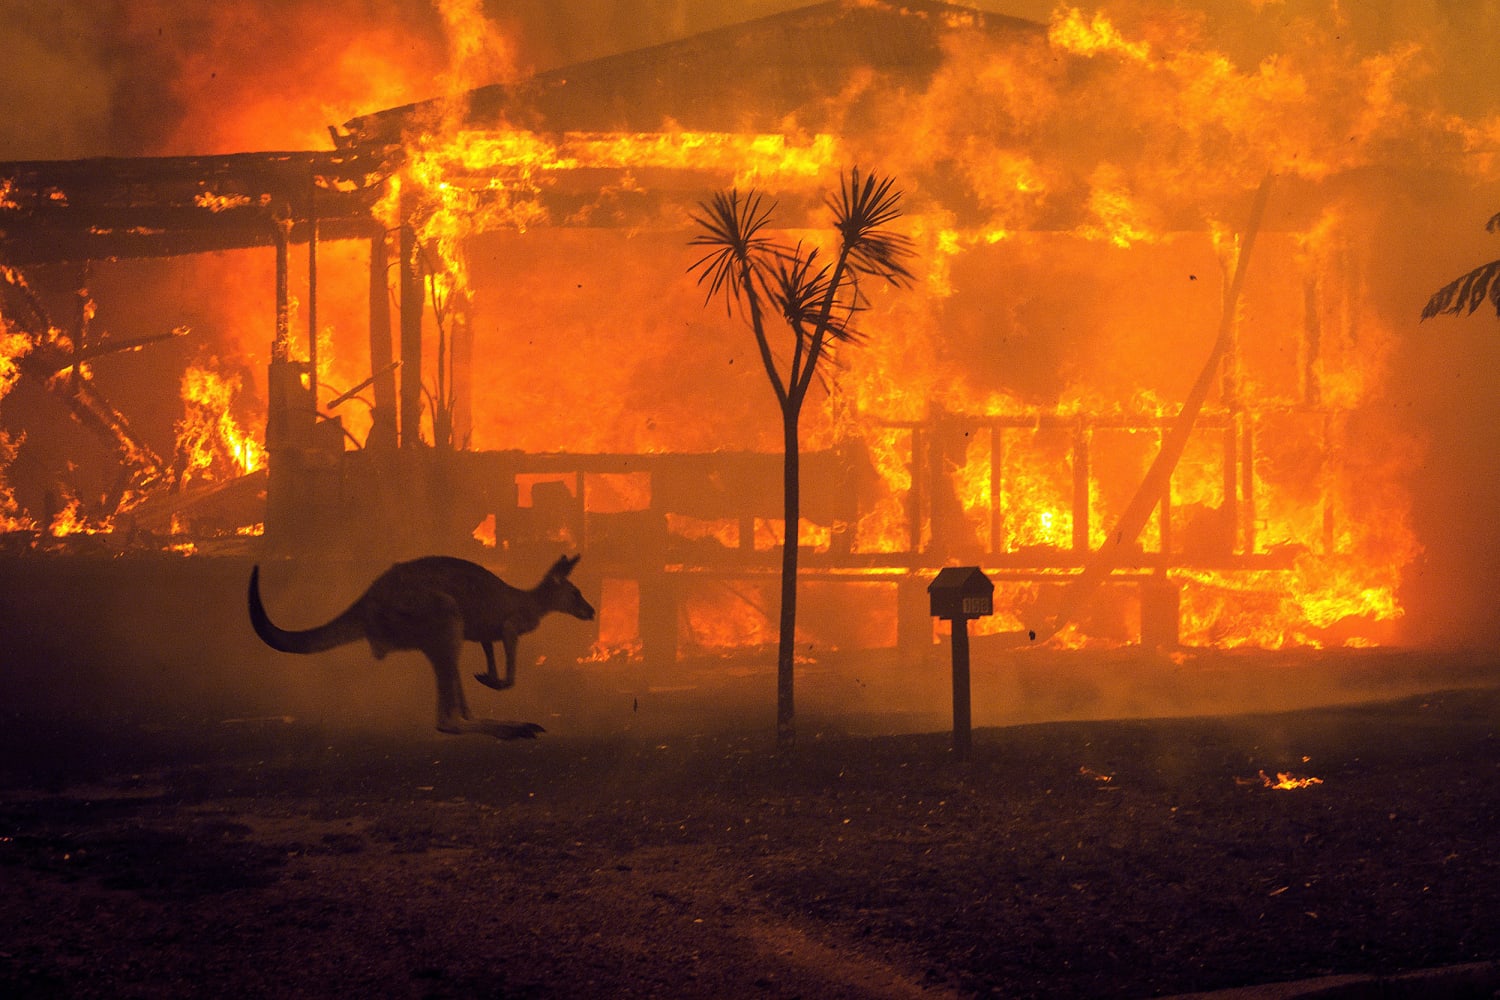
[3,1,1498,660]
[1238,768,1326,791]
[1260,770,1325,791]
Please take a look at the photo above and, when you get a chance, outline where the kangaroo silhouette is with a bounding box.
[249,554,595,738]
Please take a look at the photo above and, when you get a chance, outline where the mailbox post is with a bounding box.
[927,566,994,761]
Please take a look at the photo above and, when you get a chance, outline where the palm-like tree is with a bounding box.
[1422,212,1500,321]
[690,168,913,747]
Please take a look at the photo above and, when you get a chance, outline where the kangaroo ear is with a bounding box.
[552,554,580,578]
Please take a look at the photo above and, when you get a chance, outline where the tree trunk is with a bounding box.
[777,406,800,747]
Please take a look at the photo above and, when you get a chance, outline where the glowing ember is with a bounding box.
[193,191,255,213]
[1259,769,1324,791]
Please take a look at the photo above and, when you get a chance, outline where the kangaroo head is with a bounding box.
[543,554,595,621]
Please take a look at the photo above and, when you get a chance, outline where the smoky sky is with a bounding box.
[0,0,812,159]
[3,1,1497,161]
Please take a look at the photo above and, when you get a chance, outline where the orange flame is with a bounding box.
[49,497,112,537]
[1260,769,1324,790]
[174,362,265,487]
[9,1,1489,658]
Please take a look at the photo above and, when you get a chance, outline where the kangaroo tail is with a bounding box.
[248,565,366,655]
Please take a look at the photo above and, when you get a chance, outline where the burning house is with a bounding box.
[3,1,1499,674]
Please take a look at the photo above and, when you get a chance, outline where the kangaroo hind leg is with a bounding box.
[426,616,543,740]
[423,610,473,732]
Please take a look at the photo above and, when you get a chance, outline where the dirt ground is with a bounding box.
[3,678,1500,999]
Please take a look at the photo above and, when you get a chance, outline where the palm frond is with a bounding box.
[828,166,916,286]
[688,189,777,312]
[769,243,860,344]
[1421,258,1500,320]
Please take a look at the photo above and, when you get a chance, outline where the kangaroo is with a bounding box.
[248,554,595,739]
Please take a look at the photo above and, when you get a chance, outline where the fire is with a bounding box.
[1078,165,1160,250]
[0,429,33,534]
[561,131,839,189]
[1048,8,1151,63]
[383,127,838,279]
[193,191,255,213]
[1259,769,1324,791]
[49,497,111,537]
[173,362,265,487]
[586,577,644,664]
[8,0,1497,659]
[1,328,30,398]
[472,513,497,548]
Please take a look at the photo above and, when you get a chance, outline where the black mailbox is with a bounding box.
[928,566,994,620]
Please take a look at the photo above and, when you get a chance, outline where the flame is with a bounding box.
[9,0,1493,656]
[682,579,775,656]
[1,328,31,398]
[193,191,253,213]
[563,131,839,184]
[1077,164,1160,249]
[1259,769,1324,790]
[667,514,739,551]
[853,426,913,554]
[1048,8,1152,63]
[174,362,265,488]
[586,576,644,664]
[0,430,32,534]
[49,497,111,537]
[472,513,497,547]
[381,127,838,286]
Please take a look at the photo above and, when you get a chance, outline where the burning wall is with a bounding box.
[4,1,1500,656]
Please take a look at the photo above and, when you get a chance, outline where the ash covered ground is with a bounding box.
[3,556,1500,998]
[6,685,1500,998]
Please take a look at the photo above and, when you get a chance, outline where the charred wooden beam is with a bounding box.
[398,199,423,449]
[19,329,189,378]
[58,378,165,495]
[366,231,398,446]
[1,150,387,265]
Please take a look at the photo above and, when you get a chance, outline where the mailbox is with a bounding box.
[927,566,994,620]
[928,566,994,762]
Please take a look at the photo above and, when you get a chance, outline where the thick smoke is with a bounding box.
[0,0,455,159]
[5,1,1497,159]
[0,1,820,160]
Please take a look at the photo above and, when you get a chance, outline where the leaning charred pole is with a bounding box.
[1030,173,1275,644]
[398,189,424,451]
[367,230,400,448]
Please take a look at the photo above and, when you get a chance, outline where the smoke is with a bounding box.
[0,0,821,160]
[5,2,1498,159]
[0,0,451,158]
